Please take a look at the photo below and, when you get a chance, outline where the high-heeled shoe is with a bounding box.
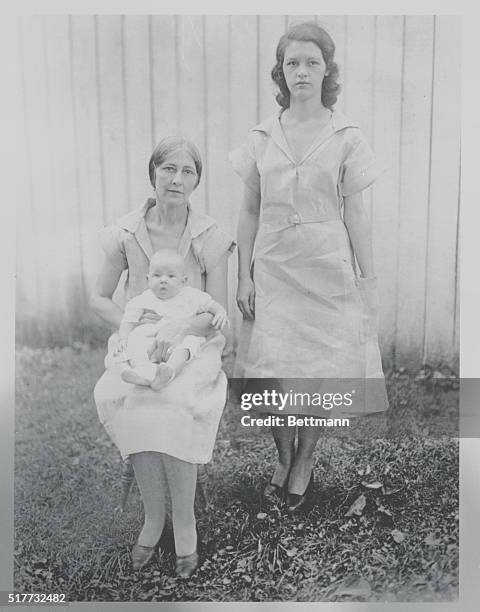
[175,550,199,578]
[131,542,156,570]
[286,472,314,513]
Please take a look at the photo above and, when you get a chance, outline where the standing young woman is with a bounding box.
[231,22,387,512]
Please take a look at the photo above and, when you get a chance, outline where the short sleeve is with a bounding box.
[99,225,128,271]
[229,135,261,194]
[340,132,381,197]
[196,225,236,274]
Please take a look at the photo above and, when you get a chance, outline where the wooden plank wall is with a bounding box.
[16,15,460,370]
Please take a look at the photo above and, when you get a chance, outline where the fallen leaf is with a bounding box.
[383,486,403,496]
[424,533,441,546]
[345,494,366,517]
[362,481,383,489]
[391,529,406,544]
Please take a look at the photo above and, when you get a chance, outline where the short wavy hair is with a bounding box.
[271,22,341,110]
[148,137,202,189]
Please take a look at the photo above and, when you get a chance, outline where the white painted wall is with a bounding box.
[16,15,460,369]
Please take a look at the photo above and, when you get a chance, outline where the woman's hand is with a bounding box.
[138,309,164,325]
[237,277,255,320]
[211,306,229,331]
[150,319,188,363]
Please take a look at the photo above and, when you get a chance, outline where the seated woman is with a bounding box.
[91,137,235,576]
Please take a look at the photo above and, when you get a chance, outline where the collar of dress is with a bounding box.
[250,109,359,166]
[115,198,216,260]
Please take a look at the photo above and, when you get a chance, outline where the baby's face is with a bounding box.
[148,257,186,299]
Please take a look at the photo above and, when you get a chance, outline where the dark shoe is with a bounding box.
[131,543,156,570]
[175,550,199,578]
[286,472,314,513]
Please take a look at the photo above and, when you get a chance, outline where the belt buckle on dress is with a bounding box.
[287,212,301,225]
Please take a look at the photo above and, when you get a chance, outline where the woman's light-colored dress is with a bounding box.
[93,199,235,463]
[230,110,387,415]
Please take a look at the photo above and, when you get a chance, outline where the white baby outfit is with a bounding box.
[122,286,214,378]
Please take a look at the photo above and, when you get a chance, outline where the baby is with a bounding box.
[116,249,228,389]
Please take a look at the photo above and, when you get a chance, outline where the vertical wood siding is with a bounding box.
[16,15,460,370]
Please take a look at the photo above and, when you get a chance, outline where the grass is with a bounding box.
[14,346,458,602]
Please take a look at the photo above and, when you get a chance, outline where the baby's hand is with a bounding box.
[211,307,229,331]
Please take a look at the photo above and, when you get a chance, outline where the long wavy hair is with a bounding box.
[271,22,341,110]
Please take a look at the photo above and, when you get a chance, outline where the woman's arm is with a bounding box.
[184,256,230,336]
[237,185,261,319]
[206,256,234,375]
[118,320,136,343]
[343,191,375,279]
[90,256,124,330]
